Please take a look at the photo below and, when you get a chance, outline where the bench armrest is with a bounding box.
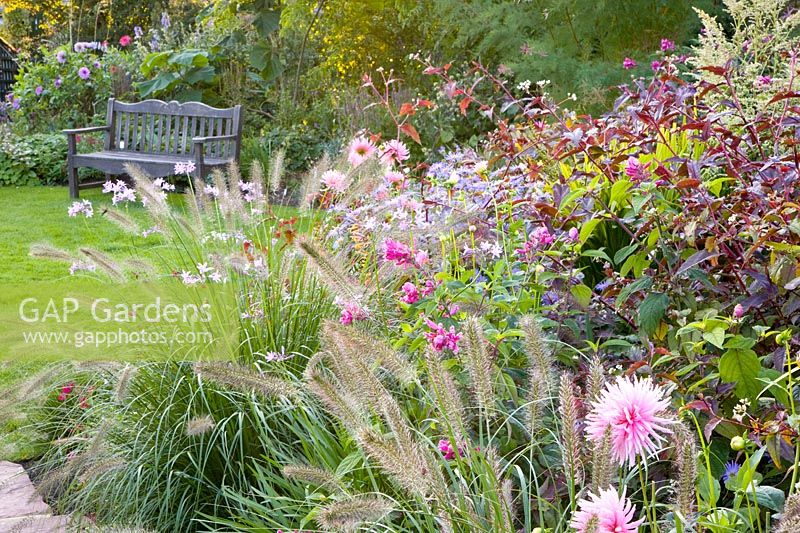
[62,125,110,135]
[192,134,239,144]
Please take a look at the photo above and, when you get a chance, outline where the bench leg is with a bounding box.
[68,163,79,199]
[194,150,205,182]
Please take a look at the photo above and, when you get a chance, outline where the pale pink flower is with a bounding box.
[379,139,410,166]
[174,161,196,175]
[384,170,405,188]
[347,136,376,167]
[585,376,674,465]
[568,227,580,242]
[571,487,643,533]
[756,75,773,87]
[68,199,93,217]
[400,282,419,304]
[321,170,348,192]
[414,249,429,267]
[733,303,745,319]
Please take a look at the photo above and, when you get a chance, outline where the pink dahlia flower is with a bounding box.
[571,487,643,533]
[379,139,410,166]
[321,170,348,192]
[347,136,376,167]
[585,376,674,465]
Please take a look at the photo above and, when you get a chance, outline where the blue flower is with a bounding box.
[721,461,740,483]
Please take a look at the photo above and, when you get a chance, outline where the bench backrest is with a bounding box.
[106,99,242,160]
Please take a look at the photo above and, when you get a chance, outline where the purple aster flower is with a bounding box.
[35,86,43,96]
[54,77,62,88]
[78,67,91,80]
[56,50,67,63]
[721,461,740,483]
[541,291,559,306]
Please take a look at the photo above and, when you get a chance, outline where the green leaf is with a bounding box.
[169,49,209,68]
[335,451,363,477]
[753,486,785,512]
[609,179,633,210]
[140,51,170,76]
[579,219,602,244]
[613,244,638,266]
[582,249,611,262]
[719,345,761,399]
[249,41,272,72]
[136,73,180,97]
[698,473,720,506]
[184,66,216,85]
[615,276,652,306]
[638,292,668,337]
[253,9,281,37]
[703,327,726,349]
[570,284,593,307]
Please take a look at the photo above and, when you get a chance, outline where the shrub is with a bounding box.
[9,44,137,133]
[691,0,800,116]
[0,127,67,185]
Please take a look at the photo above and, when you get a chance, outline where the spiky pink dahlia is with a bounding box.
[585,376,673,465]
[321,170,347,192]
[347,136,377,167]
[379,139,410,166]
[571,487,643,533]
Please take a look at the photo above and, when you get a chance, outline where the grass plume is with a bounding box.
[194,361,297,399]
[316,494,393,532]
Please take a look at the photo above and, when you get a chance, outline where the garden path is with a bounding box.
[0,461,68,532]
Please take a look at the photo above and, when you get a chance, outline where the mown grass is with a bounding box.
[0,186,156,460]
[0,185,300,461]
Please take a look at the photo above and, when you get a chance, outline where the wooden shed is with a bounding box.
[0,36,17,100]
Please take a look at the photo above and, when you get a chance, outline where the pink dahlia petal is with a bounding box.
[571,487,643,533]
[348,136,377,167]
[585,376,674,465]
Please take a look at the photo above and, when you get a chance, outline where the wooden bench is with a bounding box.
[64,99,243,198]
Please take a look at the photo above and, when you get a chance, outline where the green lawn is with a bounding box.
[0,185,300,460]
[0,186,150,460]
[0,186,178,460]
[0,186,156,283]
